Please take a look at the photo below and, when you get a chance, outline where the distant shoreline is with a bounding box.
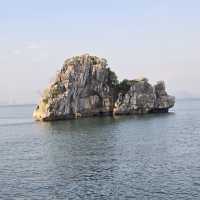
[176,98,200,101]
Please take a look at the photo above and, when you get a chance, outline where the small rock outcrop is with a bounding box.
[33,54,175,121]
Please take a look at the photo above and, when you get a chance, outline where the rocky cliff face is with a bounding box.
[113,79,175,115]
[33,54,175,121]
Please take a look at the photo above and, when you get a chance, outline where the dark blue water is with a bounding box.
[0,100,200,199]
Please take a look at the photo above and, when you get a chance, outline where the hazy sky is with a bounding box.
[0,0,200,104]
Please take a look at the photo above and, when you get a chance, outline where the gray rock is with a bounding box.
[114,79,155,114]
[153,81,175,112]
[33,54,175,121]
[33,54,114,120]
[114,80,175,114]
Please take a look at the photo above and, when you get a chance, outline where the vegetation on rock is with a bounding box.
[107,67,119,87]
[33,54,175,121]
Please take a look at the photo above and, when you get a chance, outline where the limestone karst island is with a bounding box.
[33,54,175,121]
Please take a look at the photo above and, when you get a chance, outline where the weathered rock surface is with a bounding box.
[33,54,175,121]
[114,79,175,115]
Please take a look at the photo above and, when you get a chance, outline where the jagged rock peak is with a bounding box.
[62,54,107,71]
[33,54,175,121]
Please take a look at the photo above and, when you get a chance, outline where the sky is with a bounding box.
[0,0,200,104]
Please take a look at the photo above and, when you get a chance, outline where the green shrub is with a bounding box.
[108,68,119,87]
[117,79,131,92]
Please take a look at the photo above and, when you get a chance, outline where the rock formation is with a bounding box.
[33,54,175,121]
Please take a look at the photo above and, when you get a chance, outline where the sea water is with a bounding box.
[0,100,200,199]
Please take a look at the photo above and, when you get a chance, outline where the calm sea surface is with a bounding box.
[0,100,200,199]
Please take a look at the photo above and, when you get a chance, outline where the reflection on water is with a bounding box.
[0,101,200,199]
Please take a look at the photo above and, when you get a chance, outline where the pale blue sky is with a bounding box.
[0,0,200,104]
